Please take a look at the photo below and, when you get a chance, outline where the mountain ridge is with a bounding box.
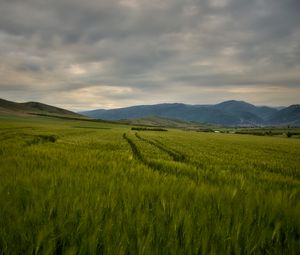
[80,100,300,127]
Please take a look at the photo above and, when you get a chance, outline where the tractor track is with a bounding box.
[123,133,145,163]
[134,133,204,169]
[123,133,200,182]
[135,133,186,162]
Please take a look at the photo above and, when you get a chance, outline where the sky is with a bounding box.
[0,0,300,111]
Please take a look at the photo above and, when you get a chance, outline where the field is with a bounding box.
[0,115,300,254]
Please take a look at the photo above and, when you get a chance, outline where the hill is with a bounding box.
[0,98,86,119]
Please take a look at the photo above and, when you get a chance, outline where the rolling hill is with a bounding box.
[0,98,86,119]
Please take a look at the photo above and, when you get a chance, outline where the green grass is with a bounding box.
[0,115,300,254]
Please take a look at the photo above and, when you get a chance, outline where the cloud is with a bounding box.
[0,0,299,110]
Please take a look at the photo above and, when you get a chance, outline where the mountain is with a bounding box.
[214,100,277,120]
[81,100,300,127]
[0,98,86,119]
[267,105,300,125]
[81,100,286,126]
[81,103,241,125]
[214,101,263,124]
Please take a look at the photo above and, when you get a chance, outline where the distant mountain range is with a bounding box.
[80,100,300,126]
[1,98,299,127]
[0,98,86,119]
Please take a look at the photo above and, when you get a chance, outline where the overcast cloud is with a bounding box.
[0,0,299,110]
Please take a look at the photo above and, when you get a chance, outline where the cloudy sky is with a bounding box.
[0,0,299,110]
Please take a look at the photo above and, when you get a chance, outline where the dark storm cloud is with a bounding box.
[0,0,299,109]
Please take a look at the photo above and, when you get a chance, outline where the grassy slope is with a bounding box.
[0,115,299,254]
[118,115,217,130]
[0,98,87,119]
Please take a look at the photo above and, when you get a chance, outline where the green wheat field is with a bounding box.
[0,115,299,254]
